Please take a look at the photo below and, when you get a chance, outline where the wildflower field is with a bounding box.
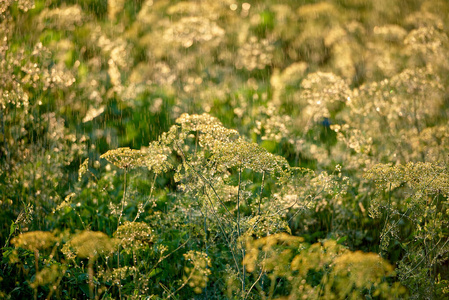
[1,0,449,299]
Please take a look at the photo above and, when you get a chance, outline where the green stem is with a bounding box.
[117,169,127,300]
[259,171,265,215]
[204,202,208,298]
[237,167,241,238]
[88,258,94,299]
[237,167,245,294]
[119,169,127,226]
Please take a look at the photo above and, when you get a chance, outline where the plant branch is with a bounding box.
[175,142,235,222]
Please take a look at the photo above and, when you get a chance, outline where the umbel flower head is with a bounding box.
[11,231,57,251]
[101,142,173,174]
[30,264,63,289]
[63,231,115,259]
[211,137,289,174]
[183,250,212,294]
[114,221,153,253]
[141,141,173,174]
[100,147,146,170]
[176,113,239,145]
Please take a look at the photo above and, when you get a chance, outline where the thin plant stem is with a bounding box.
[259,171,265,215]
[203,190,242,278]
[237,167,245,294]
[34,249,39,300]
[117,168,127,300]
[161,269,195,299]
[133,173,158,222]
[380,182,392,257]
[118,169,127,226]
[146,238,191,279]
[45,267,65,300]
[176,143,234,222]
[287,188,325,223]
[244,252,267,300]
[204,201,208,298]
[237,167,242,238]
[88,258,94,299]
[175,143,243,280]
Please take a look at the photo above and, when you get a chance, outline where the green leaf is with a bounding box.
[79,283,90,296]
[148,268,162,278]
[337,236,348,244]
[10,221,17,236]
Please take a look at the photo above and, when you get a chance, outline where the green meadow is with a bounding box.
[1,0,449,299]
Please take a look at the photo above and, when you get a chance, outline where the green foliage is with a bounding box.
[2,0,449,299]
[365,162,449,298]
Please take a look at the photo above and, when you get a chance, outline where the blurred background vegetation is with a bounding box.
[1,0,449,299]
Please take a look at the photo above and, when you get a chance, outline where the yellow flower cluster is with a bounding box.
[244,233,406,299]
[11,231,56,251]
[114,221,153,253]
[212,137,288,173]
[183,250,212,294]
[63,231,115,259]
[100,147,146,170]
